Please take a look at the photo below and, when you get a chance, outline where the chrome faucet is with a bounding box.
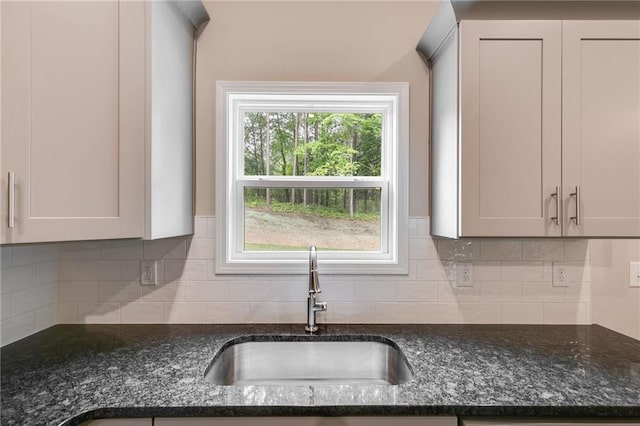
[305,245,327,333]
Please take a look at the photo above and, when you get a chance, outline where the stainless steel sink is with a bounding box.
[204,337,413,386]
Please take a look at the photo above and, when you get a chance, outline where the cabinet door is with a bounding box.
[562,21,640,237]
[459,21,562,237]
[1,1,144,244]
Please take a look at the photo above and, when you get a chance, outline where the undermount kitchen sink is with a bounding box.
[204,336,413,385]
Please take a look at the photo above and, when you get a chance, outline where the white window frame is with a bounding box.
[215,81,409,275]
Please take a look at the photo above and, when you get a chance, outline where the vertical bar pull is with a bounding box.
[8,172,15,228]
[550,186,560,225]
[570,185,580,225]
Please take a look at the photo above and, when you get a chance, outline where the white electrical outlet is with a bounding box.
[630,262,640,288]
[552,263,568,287]
[140,260,158,286]
[456,262,473,287]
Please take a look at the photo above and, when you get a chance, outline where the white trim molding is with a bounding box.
[215,81,409,275]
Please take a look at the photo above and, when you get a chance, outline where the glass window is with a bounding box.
[216,82,408,274]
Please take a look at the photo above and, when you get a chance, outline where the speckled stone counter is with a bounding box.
[2,324,639,425]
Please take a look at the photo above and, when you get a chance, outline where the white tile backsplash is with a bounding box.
[1,216,596,345]
[1,244,58,345]
[121,302,164,323]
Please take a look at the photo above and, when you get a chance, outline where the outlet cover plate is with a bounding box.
[140,260,158,286]
[552,262,569,287]
[630,262,640,288]
[456,262,473,287]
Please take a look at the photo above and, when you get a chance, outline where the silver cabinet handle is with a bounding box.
[570,185,580,225]
[8,172,15,228]
[550,186,560,225]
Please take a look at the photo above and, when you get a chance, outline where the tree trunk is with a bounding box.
[303,113,309,207]
[349,129,357,217]
[292,113,299,205]
[265,113,271,206]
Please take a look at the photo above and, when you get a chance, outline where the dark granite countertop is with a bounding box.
[1,324,639,425]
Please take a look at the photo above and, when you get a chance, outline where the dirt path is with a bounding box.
[244,207,379,251]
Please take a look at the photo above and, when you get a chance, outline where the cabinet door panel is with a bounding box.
[29,1,119,218]
[563,21,640,237]
[1,1,144,243]
[460,21,562,237]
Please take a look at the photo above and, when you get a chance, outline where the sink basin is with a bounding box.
[204,336,413,386]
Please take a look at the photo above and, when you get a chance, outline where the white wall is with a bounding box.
[195,1,434,217]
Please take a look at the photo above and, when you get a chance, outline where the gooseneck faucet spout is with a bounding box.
[306,245,327,333]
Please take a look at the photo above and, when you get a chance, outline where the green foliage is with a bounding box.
[243,112,382,178]
[242,111,383,215]
[245,197,379,222]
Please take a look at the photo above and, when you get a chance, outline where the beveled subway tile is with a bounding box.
[163,302,206,323]
[99,281,143,302]
[375,302,418,323]
[521,282,566,302]
[187,238,215,260]
[142,281,185,302]
[57,303,78,324]
[228,281,270,301]
[206,302,251,323]
[1,312,36,346]
[353,281,395,301]
[502,303,543,324]
[185,281,228,302]
[121,302,163,323]
[480,240,522,261]
[58,241,100,260]
[270,281,307,302]
[164,259,206,281]
[35,304,58,331]
[77,260,121,281]
[473,261,501,281]
[100,240,143,259]
[143,238,187,260]
[2,264,37,293]
[327,302,375,323]
[415,302,463,323]
[564,240,590,262]
[416,260,449,281]
[479,282,522,302]
[1,246,13,268]
[437,239,478,260]
[438,281,480,302]
[78,302,121,324]
[59,281,100,303]
[501,261,545,282]
[317,281,355,301]
[395,282,438,302]
[522,240,564,261]
[543,302,590,324]
[458,302,502,323]
[409,238,438,260]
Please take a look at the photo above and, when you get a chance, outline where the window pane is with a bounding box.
[243,112,382,177]
[244,187,381,251]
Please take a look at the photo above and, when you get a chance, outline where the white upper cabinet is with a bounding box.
[418,1,640,238]
[562,21,640,237]
[1,1,145,244]
[459,20,562,237]
[1,0,209,244]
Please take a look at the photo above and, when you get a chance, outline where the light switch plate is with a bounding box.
[630,262,640,288]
